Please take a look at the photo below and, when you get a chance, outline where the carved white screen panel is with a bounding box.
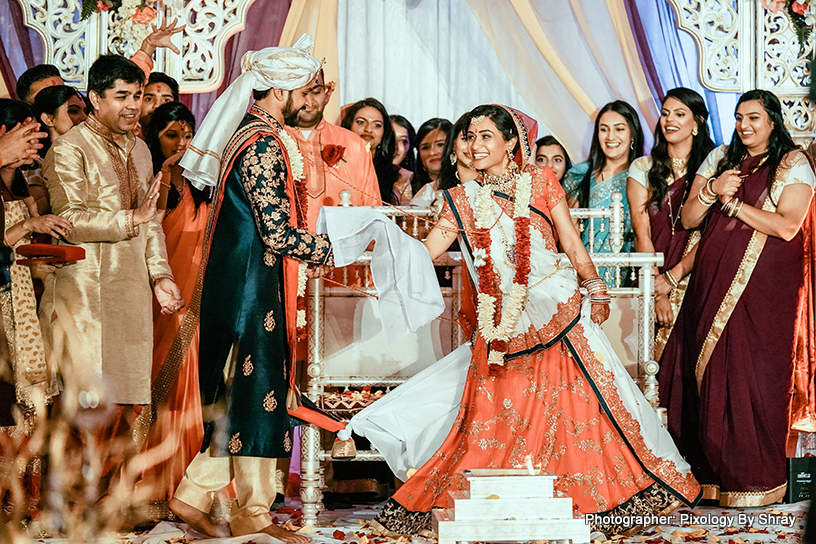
[668,0,754,92]
[17,0,256,93]
[668,0,816,144]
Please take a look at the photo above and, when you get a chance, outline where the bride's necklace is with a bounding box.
[472,168,533,366]
[482,162,520,193]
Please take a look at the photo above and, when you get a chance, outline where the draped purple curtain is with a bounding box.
[0,0,45,98]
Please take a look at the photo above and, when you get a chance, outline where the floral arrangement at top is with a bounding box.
[80,0,159,52]
[764,0,816,50]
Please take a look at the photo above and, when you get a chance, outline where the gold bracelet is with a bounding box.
[697,190,716,207]
[721,197,735,216]
[664,270,680,289]
[730,199,743,218]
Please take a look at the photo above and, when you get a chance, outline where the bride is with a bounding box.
[331,105,701,538]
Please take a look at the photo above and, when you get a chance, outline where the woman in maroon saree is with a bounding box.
[627,88,715,359]
[659,89,815,506]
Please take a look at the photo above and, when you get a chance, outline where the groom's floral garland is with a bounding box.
[473,171,532,365]
[278,128,310,340]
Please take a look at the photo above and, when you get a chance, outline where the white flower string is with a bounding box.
[278,124,310,334]
[473,171,532,366]
[296,261,308,328]
[278,129,305,183]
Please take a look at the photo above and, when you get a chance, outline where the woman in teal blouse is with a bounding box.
[563,100,644,283]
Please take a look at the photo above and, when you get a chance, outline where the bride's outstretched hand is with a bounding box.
[590,302,610,325]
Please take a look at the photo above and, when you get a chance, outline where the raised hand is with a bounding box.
[140,17,186,56]
[134,174,162,225]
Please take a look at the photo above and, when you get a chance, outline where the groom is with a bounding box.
[169,36,333,542]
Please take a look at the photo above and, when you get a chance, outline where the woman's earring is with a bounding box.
[692,126,699,136]
[450,152,457,165]
[629,140,634,150]
[507,148,513,160]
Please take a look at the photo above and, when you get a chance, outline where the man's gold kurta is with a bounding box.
[40,116,173,405]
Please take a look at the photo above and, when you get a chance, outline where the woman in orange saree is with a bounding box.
[135,102,210,504]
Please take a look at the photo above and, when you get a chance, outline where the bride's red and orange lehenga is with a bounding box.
[340,108,701,538]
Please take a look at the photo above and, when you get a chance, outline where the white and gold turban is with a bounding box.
[181,33,321,189]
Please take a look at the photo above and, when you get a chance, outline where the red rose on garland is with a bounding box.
[792,0,806,15]
[322,145,346,168]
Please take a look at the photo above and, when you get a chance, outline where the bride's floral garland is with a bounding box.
[278,128,309,340]
[473,171,532,365]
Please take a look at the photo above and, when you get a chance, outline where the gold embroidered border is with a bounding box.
[694,174,786,391]
[702,482,787,507]
[701,483,719,501]
[85,114,140,210]
[655,230,700,360]
[720,482,787,507]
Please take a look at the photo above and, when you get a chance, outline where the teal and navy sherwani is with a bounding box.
[198,106,332,458]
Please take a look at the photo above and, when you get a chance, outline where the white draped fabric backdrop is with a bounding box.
[338,0,738,161]
[338,0,661,161]
[338,0,535,139]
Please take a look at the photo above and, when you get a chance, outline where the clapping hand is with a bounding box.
[0,120,47,168]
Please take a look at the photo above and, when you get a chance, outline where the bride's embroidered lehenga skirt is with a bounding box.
[369,308,700,537]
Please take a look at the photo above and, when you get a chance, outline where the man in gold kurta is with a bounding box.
[40,55,182,408]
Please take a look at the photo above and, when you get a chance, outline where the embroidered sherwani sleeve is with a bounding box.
[240,137,333,264]
[43,139,135,244]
